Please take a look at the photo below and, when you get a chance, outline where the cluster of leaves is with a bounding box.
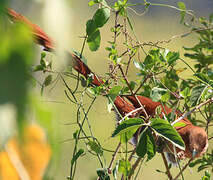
[112,117,184,162]
[26,1,213,180]
[87,0,110,51]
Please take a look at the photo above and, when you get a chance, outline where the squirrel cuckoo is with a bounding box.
[6,8,208,163]
[123,96,208,162]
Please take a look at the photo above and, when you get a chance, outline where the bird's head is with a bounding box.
[188,126,208,158]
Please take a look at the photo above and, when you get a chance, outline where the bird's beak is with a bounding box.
[192,149,197,158]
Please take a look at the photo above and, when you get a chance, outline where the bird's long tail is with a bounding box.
[6,7,134,114]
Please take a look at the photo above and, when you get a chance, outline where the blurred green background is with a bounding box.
[4,0,213,179]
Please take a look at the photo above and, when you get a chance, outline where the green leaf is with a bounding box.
[190,84,206,106]
[209,13,213,23]
[136,129,147,158]
[41,51,46,59]
[180,87,190,98]
[166,51,179,65]
[73,129,79,139]
[136,128,156,160]
[161,92,171,102]
[93,7,110,28]
[97,168,110,180]
[40,52,47,67]
[87,29,101,51]
[112,161,119,180]
[194,73,210,85]
[108,85,122,102]
[177,2,186,24]
[118,159,131,177]
[71,149,84,166]
[112,118,145,137]
[173,122,186,128]
[151,118,185,150]
[43,75,52,87]
[87,141,103,156]
[199,17,208,27]
[120,129,138,143]
[189,159,204,167]
[88,0,103,6]
[33,65,44,72]
[86,19,97,36]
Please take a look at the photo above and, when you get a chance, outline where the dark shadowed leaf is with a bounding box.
[71,149,84,166]
[136,128,156,160]
[194,73,210,85]
[190,84,206,106]
[97,168,110,180]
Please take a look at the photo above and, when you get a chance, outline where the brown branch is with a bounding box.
[161,153,173,180]
[128,157,142,180]
[108,142,121,174]
[172,97,213,126]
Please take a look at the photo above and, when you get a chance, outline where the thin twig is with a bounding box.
[161,153,173,180]
[128,157,142,179]
[171,97,213,126]
[108,142,121,174]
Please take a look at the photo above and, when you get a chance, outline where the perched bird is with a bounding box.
[6,7,208,164]
[114,95,208,163]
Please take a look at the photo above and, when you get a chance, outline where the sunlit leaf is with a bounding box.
[177,2,186,24]
[151,118,185,150]
[118,159,131,177]
[173,122,186,128]
[180,87,190,98]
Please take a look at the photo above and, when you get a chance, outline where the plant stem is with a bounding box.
[161,153,173,180]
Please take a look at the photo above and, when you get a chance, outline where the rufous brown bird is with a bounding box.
[115,95,208,163]
[6,8,208,163]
